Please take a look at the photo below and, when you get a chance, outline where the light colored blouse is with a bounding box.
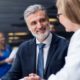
[48,29,80,80]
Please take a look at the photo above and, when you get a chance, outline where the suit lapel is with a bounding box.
[44,34,58,73]
[28,39,37,73]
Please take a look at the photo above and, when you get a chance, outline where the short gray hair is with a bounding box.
[24,4,47,20]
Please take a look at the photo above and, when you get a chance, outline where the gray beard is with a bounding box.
[32,30,50,42]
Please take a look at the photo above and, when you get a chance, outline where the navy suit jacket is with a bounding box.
[2,33,69,80]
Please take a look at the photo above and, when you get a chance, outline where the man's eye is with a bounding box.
[40,18,46,22]
[31,21,37,25]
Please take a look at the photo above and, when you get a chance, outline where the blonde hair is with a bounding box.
[56,0,80,24]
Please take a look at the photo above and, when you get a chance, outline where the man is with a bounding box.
[1,4,68,80]
[25,0,80,80]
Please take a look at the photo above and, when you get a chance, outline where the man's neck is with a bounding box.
[37,33,50,43]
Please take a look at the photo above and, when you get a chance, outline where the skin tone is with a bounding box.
[25,10,50,42]
[23,74,40,80]
[57,12,80,32]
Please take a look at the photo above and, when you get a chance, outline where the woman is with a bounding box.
[48,0,80,80]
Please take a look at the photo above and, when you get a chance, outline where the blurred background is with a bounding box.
[0,0,73,47]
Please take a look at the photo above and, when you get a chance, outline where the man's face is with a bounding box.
[25,10,50,42]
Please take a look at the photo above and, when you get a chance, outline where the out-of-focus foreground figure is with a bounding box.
[48,0,80,80]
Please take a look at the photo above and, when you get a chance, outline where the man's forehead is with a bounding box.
[27,10,46,18]
[27,11,46,22]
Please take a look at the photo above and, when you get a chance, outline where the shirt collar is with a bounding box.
[36,33,52,47]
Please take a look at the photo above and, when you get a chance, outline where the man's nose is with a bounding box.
[37,22,42,28]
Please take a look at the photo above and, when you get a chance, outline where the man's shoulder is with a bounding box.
[16,38,36,55]
[19,38,36,47]
[52,33,69,45]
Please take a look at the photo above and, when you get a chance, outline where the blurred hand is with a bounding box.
[23,73,41,80]
[0,52,3,56]
[4,58,12,64]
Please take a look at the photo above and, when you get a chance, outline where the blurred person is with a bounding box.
[4,47,18,64]
[1,4,68,80]
[26,0,80,80]
[0,32,12,77]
